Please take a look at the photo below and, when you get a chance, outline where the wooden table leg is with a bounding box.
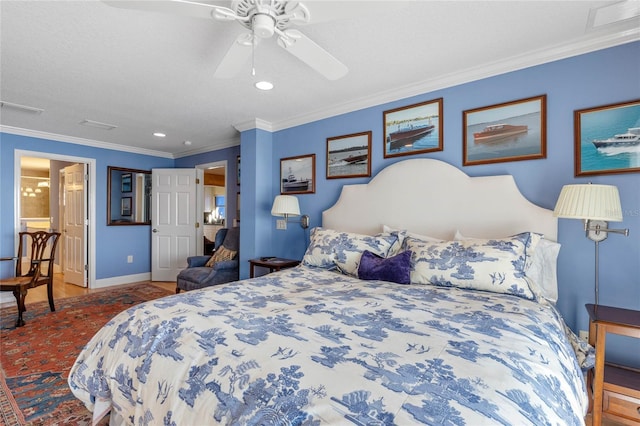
[592,323,606,426]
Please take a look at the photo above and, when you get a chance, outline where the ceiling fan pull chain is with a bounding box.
[251,25,256,76]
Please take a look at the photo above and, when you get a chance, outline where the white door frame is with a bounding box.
[197,160,228,222]
[14,149,96,289]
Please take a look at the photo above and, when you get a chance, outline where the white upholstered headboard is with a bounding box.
[323,159,557,241]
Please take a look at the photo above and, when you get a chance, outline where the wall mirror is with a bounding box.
[107,166,151,226]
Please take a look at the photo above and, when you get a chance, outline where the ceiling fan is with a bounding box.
[104,0,348,80]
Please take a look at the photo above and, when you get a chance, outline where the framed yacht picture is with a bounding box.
[463,95,547,166]
[574,99,640,176]
[383,98,443,158]
[280,154,315,195]
[326,131,371,179]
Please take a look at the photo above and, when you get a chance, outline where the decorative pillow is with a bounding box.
[302,227,398,276]
[358,250,412,284]
[205,246,237,267]
[301,227,340,270]
[383,225,442,256]
[455,230,560,302]
[404,232,541,299]
[383,225,443,242]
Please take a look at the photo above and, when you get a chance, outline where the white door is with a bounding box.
[151,168,203,281]
[63,163,88,287]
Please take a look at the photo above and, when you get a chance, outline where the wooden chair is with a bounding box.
[0,231,61,327]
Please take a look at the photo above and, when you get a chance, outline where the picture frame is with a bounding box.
[121,173,132,193]
[463,95,547,166]
[574,99,640,176]
[236,155,241,186]
[121,197,132,216]
[326,131,372,179]
[280,154,315,195]
[383,98,443,158]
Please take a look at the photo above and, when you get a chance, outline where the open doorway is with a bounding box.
[197,160,227,255]
[14,150,96,288]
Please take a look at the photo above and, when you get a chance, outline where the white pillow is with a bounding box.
[383,225,442,242]
[404,233,541,300]
[382,225,442,255]
[302,227,399,276]
[455,230,560,303]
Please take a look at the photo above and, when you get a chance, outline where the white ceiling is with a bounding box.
[1,1,639,158]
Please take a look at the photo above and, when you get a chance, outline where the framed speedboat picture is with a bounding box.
[463,95,547,166]
[383,98,443,158]
[574,99,640,176]
[326,131,371,179]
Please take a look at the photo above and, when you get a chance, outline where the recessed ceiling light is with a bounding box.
[255,81,274,91]
[153,132,166,138]
[184,140,192,146]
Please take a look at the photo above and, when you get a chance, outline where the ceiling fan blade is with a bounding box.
[277,29,348,80]
[102,0,235,21]
[214,33,254,79]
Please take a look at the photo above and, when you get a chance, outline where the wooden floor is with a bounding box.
[5,276,626,426]
[1,273,175,307]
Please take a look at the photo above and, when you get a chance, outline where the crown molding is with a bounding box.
[270,31,640,133]
[173,136,240,159]
[0,125,174,159]
[233,118,273,133]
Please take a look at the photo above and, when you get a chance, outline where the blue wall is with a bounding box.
[174,144,241,225]
[242,41,640,367]
[0,132,173,280]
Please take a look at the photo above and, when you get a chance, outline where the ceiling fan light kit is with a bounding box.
[103,0,347,81]
[251,13,276,38]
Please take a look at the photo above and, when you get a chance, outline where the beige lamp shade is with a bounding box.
[271,195,301,217]
[553,184,623,222]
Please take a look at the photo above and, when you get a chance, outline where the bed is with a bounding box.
[69,159,592,425]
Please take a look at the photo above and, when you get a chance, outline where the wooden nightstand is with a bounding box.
[249,258,300,278]
[586,304,640,425]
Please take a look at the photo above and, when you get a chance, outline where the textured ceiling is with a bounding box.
[1,1,639,158]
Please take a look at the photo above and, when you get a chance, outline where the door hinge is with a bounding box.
[195,222,200,229]
[196,178,200,184]
[84,174,89,181]
[84,265,89,271]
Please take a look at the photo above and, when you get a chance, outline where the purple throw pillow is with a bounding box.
[358,249,412,284]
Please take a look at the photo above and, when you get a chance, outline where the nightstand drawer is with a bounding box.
[603,390,640,423]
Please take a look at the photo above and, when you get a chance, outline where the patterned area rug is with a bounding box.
[0,284,173,426]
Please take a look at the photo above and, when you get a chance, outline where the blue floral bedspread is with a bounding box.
[68,266,588,425]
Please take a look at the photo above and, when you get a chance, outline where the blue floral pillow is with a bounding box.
[302,227,399,276]
[403,232,541,299]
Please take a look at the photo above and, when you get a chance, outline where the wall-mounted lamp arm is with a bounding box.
[584,219,629,242]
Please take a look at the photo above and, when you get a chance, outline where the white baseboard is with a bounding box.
[93,273,152,289]
[0,292,14,306]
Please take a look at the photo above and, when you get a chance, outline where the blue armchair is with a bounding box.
[176,227,240,293]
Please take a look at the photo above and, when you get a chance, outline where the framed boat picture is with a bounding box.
[326,131,371,179]
[383,98,443,158]
[463,95,547,166]
[574,99,640,176]
[280,154,315,195]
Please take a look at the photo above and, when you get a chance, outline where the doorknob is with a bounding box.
[152,229,158,233]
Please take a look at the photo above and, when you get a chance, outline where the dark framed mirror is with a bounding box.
[107,166,151,226]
